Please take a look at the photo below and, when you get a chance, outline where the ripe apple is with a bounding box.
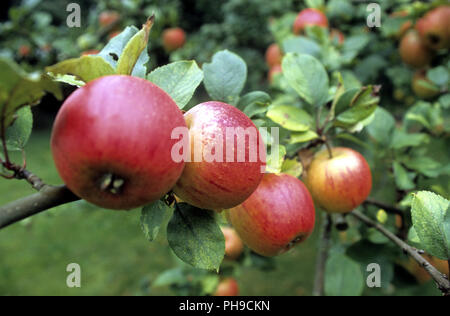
[173,101,265,210]
[265,43,282,68]
[293,8,329,35]
[227,173,315,257]
[330,28,345,44]
[99,11,120,27]
[214,278,239,296]
[305,147,372,214]
[399,30,433,68]
[221,226,244,260]
[411,70,440,99]
[162,27,186,52]
[268,64,282,83]
[51,75,186,210]
[415,6,450,50]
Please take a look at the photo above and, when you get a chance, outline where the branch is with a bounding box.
[313,214,333,296]
[364,198,404,215]
[350,210,450,296]
[0,185,79,229]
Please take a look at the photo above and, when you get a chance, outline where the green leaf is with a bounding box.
[116,18,153,76]
[0,58,61,131]
[411,191,450,260]
[140,200,172,242]
[152,267,186,287]
[238,91,271,118]
[428,66,449,86]
[148,61,203,109]
[167,203,225,270]
[389,130,429,149]
[281,158,303,178]
[325,253,364,296]
[203,50,247,105]
[282,36,321,57]
[392,161,415,191]
[408,226,422,245]
[289,130,319,144]
[282,53,329,107]
[266,144,286,174]
[5,106,33,151]
[266,105,312,132]
[402,156,443,178]
[46,56,115,84]
[367,107,395,146]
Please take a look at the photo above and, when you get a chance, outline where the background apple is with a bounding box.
[305,147,372,214]
[227,173,315,257]
[162,27,186,52]
[99,10,120,27]
[265,43,282,68]
[221,226,244,260]
[399,30,432,68]
[213,278,239,296]
[293,8,329,35]
[173,101,266,210]
[416,6,450,50]
[412,69,440,99]
[51,75,186,210]
[330,28,345,44]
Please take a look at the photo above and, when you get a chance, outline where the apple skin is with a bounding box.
[412,70,440,99]
[265,43,282,68]
[51,75,186,210]
[293,8,329,35]
[399,30,432,68]
[162,27,186,52]
[227,173,315,257]
[305,147,372,214]
[416,6,450,50]
[268,64,282,83]
[173,101,266,210]
[221,226,244,260]
[214,278,239,296]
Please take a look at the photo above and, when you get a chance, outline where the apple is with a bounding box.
[268,64,282,83]
[293,8,329,35]
[411,70,440,99]
[330,28,345,44]
[173,101,266,210]
[51,75,186,210]
[221,226,244,260]
[265,43,282,68]
[415,6,450,50]
[18,45,31,58]
[162,27,186,52]
[99,11,120,27]
[399,30,433,68]
[227,173,315,257]
[305,147,372,214]
[401,254,450,284]
[214,278,239,296]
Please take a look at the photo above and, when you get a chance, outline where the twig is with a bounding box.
[313,214,333,296]
[350,210,450,296]
[0,185,79,229]
[364,198,404,215]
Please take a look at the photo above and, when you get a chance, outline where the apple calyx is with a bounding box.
[99,173,125,195]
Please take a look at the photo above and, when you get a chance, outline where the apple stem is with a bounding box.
[99,173,125,194]
[324,140,333,159]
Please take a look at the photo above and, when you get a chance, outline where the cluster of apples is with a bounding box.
[265,8,344,83]
[397,5,449,99]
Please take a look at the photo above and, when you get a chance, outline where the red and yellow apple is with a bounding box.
[162,27,186,52]
[293,8,329,35]
[227,173,315,257]
[415,6,450,50]
[265,43,282,68]
[305,147,372,214]
[221,226,244,260]
[399,30,433,68]
[51,75,186,210]
[214,278,239,296]
[173,101,266,210]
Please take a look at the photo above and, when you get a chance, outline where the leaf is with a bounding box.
[389,130,429,149]
[325,253,364,296]
[281,158,303,177]
[282,53,329,107]
[0,58,61,131]
[203,50,247,105]
[152,267,186,287]
[148,61,203,109]
[167,203,225,270]
[46,56,115,84]
[402,156,443,178]
[427,66,449,86]
[282,36,321,57]
[392,161,415,191]
[266,105,312,132]
[238,91,271,118]
[367,107,395,146]
[5,106,33,151]
[265,144,286,174]
[140,200,172,242]
[289,130,319,144]
[116,17,154,76]
[411,191,450,260]
[408,226,422,245]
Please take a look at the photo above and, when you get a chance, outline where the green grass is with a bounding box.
[0,130,319,296]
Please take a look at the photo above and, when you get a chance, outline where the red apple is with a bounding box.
[51,75,186,210]
[293,8,329,35]
[411,69,440,99]
[99,11,120,27]
[416,6,450,50]
[399,30,433,68]
[221,226,244,260]
[330,28,345,44]
[268,64,282,83]
[265,43,282,68]
[214,278,239,296]
[227,173,315,257]
[173,101,266,210]
[162,27,186,52]
[305,147,372,214]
